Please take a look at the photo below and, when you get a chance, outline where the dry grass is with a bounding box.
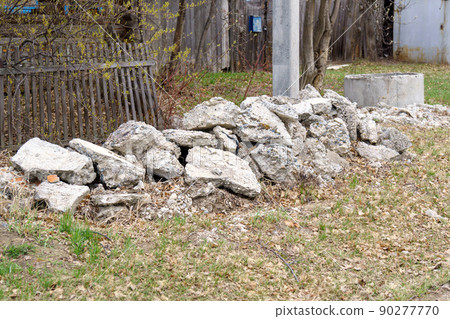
[0,124,448,300]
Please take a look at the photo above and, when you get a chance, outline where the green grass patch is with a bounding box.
[4,243,35,258]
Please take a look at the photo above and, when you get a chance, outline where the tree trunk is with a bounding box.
[166,0,186,78]
[301,0,341,90]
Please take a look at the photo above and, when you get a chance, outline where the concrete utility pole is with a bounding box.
[272,0,300,98]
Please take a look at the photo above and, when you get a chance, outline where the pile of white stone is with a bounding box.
[2,84,437,216]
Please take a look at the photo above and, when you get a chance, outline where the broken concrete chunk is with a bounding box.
[358,118,378,144]
[183,97,241,130]
[104,121,180,161]
[185,146,261,198]
[378,127,412,152]
[250,143,314,183]
[235,97,293,146]
[306,98,332,115]
[299,84,322,100]
[291,101,313,121]
[324,89,358,141]
[35,181,89,213]
[213,126,238,153]
[145,148,184,180]
[69,138,145,189]
[253,96,298,122]
[309,118,351,155]
[11,137,96,185]
[356,142,400,162]
[163,129,217,148]
[91,193,145,207]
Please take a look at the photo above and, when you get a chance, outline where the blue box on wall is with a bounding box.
[248,16,262,33]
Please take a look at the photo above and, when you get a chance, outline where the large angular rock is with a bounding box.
[145,148,184,180]
[286,121,307,156]
[306,98,332,115]
[250,144,314,183]
[299,84,322,100]
[185,147,260,198]
[235,97,293,146]
[183,97,241,130]
[291,101,313,121]
[358,118,378,144]
[35,181,89,213]
[69,139,145,188]
[252,96,298,122]
[324,89,358,141]
[104,121,179,161]
[213,126,239,154]
[91,193,145,207]
[302,138,328,160]
[11,138,96,185]
[309,118,351,155]
[356,142,400,162]
[163,129,217,148]
[378,127,412,152]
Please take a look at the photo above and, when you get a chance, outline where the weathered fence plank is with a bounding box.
[0,41,160,149]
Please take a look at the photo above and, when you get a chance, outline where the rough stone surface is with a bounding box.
[286,121,307,156]
[11,138,96,185]
[35,181,89,212]
[301,114,326,128]
[145,148,184,180]
[303,138,328,160]
[91,193,145,207]
[378,127,412,152]
[104,121,179,161]
[309,118,351,155]
[163,129,218,148]
[250,143,314,183]
[356,142,400,162]
[235,97,292,146]
[183,97,241,130]
[213,126,238,154]
[291,101,313,121]
[0,167,16,190]
[358,118,378,144]
[307,98,333,115]
[185,146,261,198]
[69,139,145,188]
[324,89,358,141]
[254,96,298,122]
[299,84,322,100]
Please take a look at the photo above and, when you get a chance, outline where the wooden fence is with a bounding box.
[0,42,162,149]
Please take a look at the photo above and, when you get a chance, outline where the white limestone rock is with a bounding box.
[183,97,241,130]
[235,97,293,146]
[213,126,239,154]
[35,181,89,213]
[69,139,145,188]
[299,84,322,100]
[358,118,378,144]
[145,148,184,180]
[104,121,180,161]
[250,143,314,183]
[306,98,333,115]
[185,146,261,198]
[356,142,400,162]
[11,138,96,185]
[163,129,218,148]
[324,89,358,141]
[378,127,412,152]
[91,193,145,207]
[309,118,351,155]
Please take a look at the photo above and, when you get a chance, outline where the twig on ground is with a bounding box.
[257,240,299,283]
